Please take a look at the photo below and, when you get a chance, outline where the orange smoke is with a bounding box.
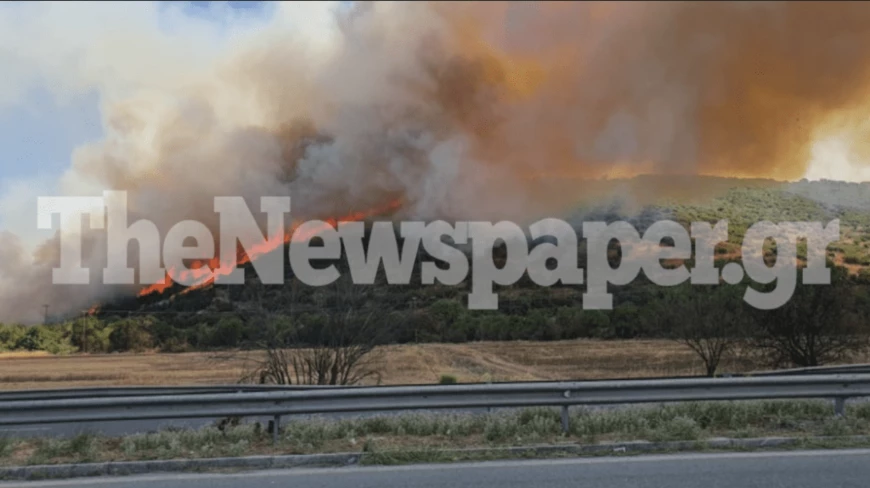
[138,199,404,298]
[424,1,870,186]
[96,2,870,301]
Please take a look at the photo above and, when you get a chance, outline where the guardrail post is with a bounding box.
[272,414,282,443]
[561,390,572,435]
[834,397,847,417]
[560,406,570,435]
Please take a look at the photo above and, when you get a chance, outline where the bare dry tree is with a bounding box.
[653,284,748,377]
[241,276,389,386]
[750,268,869,368]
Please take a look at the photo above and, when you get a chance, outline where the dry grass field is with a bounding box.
[0,340,776,391]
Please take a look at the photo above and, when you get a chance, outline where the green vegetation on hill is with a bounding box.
[3,177,870,371]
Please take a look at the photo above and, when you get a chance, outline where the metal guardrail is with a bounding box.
[750,364,870,377]
[2,373,870,440]
[12,363,866,402]
[0,376,709,402]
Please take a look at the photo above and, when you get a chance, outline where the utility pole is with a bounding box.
[42,304,49,325]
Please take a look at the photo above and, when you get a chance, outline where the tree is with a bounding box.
[108,317,155,352]
[0,324,28,351]
[415,299,468,343]
[70,317,112,353]
[15,327,46,352]
[653,284,748,377]
[241,276,389,386]
[751,267,868,367]
[211,316,245,348]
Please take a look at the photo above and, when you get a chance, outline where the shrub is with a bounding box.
[439,374,458,385]
[108,317,155,352]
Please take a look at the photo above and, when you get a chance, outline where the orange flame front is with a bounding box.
[138,199,404,298]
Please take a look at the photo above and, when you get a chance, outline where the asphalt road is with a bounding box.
[3,449,870,488]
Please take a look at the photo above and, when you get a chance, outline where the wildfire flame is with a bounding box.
[137,199,404,298]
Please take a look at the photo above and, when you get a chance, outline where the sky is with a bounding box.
[0,1,307,248]
[0,1,271,177]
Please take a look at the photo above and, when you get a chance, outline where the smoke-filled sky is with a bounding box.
[0,1,301,251]
[2,1,870,323]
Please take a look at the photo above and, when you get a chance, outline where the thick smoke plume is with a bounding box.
[2,1,870,323]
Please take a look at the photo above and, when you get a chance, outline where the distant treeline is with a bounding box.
[5,265,869,359]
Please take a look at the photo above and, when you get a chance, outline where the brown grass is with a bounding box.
[0,351,52,359]
[0,340,762,391]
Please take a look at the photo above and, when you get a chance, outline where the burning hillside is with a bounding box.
[137,198,404,298]
[3,2,870,323]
